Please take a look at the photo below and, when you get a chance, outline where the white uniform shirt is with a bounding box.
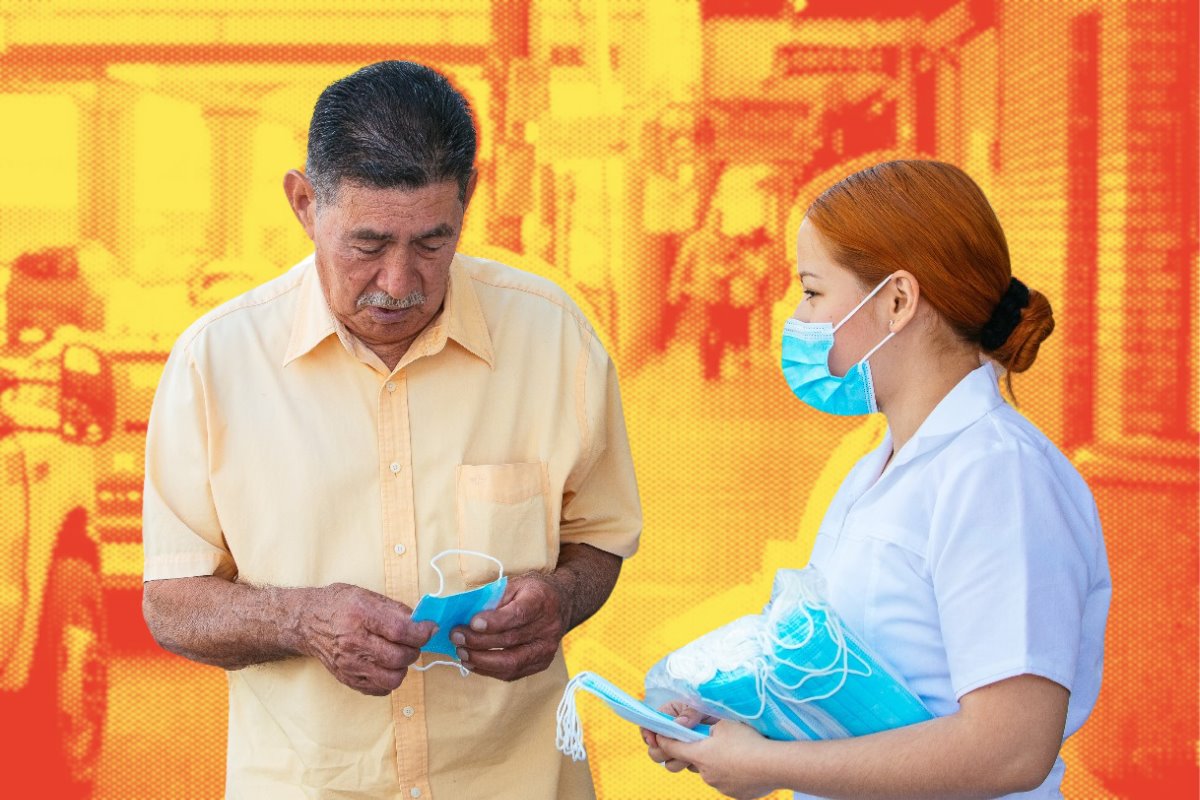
[802,363,1111,799]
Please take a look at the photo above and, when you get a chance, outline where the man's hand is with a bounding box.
[299,583,436,696]
[448,572,570,682]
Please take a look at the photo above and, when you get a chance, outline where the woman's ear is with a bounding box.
[887,270,920,332]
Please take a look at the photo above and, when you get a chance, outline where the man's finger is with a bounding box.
[468,588,540,633]
[456,640,546,680]
[341,664,408,696]
[364,608,436,647]
[366,636,424,671]
[450,620,541,651]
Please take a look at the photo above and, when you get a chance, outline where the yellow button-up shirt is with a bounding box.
[142,253,641,799]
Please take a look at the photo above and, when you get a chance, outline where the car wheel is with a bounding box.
[27,556,108,797]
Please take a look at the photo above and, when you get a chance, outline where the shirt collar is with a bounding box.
[283,255,340,367]
[395,254,494,371]
[888,361,1005,470]
[283,253,494,371]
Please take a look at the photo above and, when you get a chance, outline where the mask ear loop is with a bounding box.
[764,599,872,702]
[669,636,772,724]
[424,548,506,597]
[832,273,895,334]
[832,274,898,378]
[855,330,895,367]
[556,672,592,761]
[411,549,507,678]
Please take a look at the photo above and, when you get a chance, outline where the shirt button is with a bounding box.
[410,789,422,798]
[402,705,415,718]
[385,381,397,392]
[393,544,406,556]
[389,462,401,474]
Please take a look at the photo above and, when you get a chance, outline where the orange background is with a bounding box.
[0,1,1196,798]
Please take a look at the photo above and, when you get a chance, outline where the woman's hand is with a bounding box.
[656,720,776,800]
[639,701,717,773]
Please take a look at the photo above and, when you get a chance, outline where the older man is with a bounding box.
[141,61,640,799]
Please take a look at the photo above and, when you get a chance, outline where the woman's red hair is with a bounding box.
[806,160,1054,378]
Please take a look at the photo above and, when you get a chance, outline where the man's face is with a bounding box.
[298,177,473,354]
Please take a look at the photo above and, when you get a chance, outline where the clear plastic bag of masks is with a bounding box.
[644,566,933,741]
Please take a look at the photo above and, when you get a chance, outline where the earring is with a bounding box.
[888,320,895,330]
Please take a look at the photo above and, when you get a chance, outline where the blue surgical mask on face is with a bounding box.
[412,550,507,671]
[780,274,896,416]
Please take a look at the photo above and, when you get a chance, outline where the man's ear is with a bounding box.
[284,169,318,240]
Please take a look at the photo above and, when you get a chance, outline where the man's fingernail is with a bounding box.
[456,648,470,662]
[450,632,465,646]
[470,618,487,632]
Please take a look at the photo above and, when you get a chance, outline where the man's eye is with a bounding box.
[353,246,383,256]
[416,241,445,254]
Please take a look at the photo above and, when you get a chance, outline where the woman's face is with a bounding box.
[791,218,891,377]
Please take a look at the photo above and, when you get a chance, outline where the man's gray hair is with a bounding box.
[305,61,477,205]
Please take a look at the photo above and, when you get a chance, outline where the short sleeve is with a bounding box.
[927,446,1093,699]
[558,339,642,559]
[142,338,236,582]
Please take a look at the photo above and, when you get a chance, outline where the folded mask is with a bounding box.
[555,671,709,762]
[411,550,507,666]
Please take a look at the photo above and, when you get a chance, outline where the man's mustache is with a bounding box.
[357,290,426,310]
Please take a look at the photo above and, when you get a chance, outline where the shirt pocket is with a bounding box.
[455,462,555,585]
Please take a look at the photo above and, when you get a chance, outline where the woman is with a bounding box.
[643,161,1111,799]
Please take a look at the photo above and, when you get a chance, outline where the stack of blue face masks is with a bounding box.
[763,569,933,738]
[644,567,932,741]
[645,616,821,742]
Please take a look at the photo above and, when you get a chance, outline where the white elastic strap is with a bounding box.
[832,273,895,334]
[412,659,470,678]
[856,330,895,366]
[765,602,872,702]
[556,672,590,762]
[426,548,506,597]
[411,549,503,679]
[687,658,771,723]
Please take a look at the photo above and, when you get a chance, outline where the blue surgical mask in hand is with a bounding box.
[411,550,507,672]
[556,671,710,762]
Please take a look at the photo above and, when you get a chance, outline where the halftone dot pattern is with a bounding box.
[0,2,1194,799]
